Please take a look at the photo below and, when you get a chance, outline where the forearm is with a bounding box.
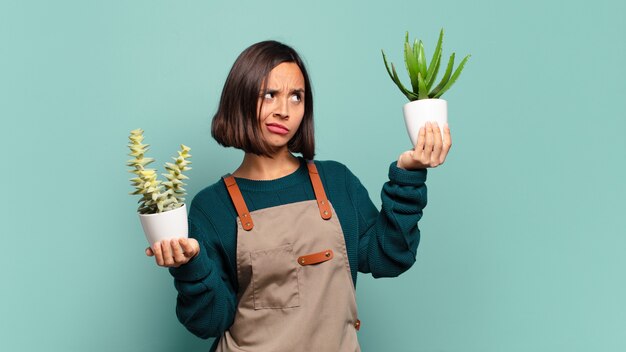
[356,161,428,277]
[169,242,237,338]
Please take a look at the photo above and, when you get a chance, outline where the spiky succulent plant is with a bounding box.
[127,129,192,214]
[382,29,471,101]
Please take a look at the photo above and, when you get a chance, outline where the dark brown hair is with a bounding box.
[211,40,315,160]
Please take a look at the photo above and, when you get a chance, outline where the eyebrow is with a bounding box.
[264,88,305,95]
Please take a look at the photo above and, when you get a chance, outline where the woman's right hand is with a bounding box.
[145,238,200,268]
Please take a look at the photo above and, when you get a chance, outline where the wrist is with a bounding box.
[389,160,428,185]
[397,158,425,171]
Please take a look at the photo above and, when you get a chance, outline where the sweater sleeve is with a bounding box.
[168,201,237,339]
[350,161,428,278]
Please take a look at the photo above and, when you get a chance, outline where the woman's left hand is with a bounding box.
[397,121,452,170]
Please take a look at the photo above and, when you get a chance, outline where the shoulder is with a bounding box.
[311,158,362,183]
[309,158,364,195]
[308,159,368,217]
[311,158,349,176]
[187,178,234,231]
[191,179,228,209]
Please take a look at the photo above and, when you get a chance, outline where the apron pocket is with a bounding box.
[250,243,300,309]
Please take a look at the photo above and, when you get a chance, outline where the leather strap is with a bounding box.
[222,175,254,231]
[222,161,331,230]
[297,249,334,266]
[306,161,332,220]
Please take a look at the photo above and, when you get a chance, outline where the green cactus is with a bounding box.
[382,28,471,101]
[127,129,192,214]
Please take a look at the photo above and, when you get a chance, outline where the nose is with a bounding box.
[273,97,289,119]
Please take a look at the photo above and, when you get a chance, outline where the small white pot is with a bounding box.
[403,98,447,147]
[138,203,188,247]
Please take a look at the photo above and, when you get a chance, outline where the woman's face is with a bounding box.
[257,62,305,153]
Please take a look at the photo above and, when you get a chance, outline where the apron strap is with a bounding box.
[306,160,332,220]
[222,160,331,229]
[222,175,254,231]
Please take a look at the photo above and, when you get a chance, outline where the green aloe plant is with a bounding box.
[382,28,471,101]
[127,129,192,214]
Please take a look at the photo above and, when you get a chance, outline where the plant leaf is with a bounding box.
[404,34,420,93]
[417,40,428,84]
[383,49,418,101]
[382,49,396,82]
[426,54,441,91]
[426,28,444,90]
[433,54,471,98]
[392,63,419,101]
[418,72,429,100]
[127,158,154,167]
[429,53,455,98]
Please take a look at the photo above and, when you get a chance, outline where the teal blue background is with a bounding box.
[1,0,625,351]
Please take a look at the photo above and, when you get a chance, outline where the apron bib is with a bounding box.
[216,160,361,352]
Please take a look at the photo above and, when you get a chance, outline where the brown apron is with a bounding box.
[216,160,361,352]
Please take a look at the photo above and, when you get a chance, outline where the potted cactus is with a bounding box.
[382,28,470,146]
[127,129,192,246]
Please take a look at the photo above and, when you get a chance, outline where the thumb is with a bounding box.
[145,247,154,256]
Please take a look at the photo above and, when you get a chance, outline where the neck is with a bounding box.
[232,150,301,180]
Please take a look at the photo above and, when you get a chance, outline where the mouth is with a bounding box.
[266,123,289,135]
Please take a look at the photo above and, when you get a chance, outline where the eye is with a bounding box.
[263,92,274,100]
[290,93,302,102]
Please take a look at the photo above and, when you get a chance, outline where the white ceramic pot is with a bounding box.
[138,203,188,247]
[403,98,447,147]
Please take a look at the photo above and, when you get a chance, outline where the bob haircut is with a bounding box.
[211,40,315,160]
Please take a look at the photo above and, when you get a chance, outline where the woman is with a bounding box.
[146,40,451,351]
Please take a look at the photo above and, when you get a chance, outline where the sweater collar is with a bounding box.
[232,156,309,192]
